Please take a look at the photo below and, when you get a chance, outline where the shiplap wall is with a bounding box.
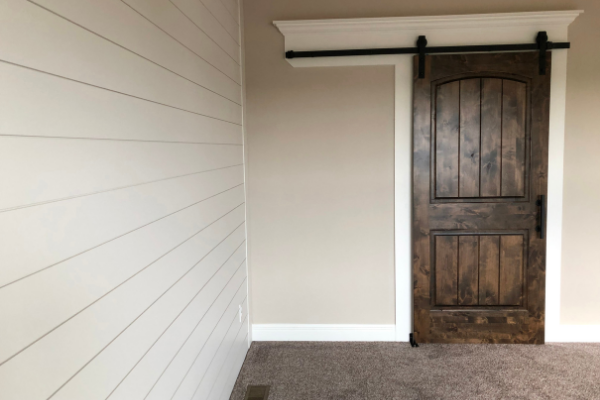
[0,0,248,399]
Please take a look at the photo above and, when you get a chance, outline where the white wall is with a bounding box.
[0,0,248,399]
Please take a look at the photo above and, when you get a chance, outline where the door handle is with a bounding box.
[536,195,546,239]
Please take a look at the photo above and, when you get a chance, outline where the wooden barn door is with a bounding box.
[412,52,550,344]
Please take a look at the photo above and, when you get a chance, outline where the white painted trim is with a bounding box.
[274,11,583,69]
[252,324,396,342]
[274,11,582,34]
[545,50,568,343]
[271,11,595,343]
[240,0,251,347]
[394,60,413,342]
[547,325,600,343]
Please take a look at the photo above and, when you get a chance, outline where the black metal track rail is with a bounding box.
[285,32,569,77]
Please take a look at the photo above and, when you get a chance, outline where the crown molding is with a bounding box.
[274,10,583,35]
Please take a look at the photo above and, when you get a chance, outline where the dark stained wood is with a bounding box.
[501,80,527,197]
[435,81,460,197]
[500,235,524,305]
[480,78,503,197]
[459,78,481,197]
[458,235,479,305]
[413,52,550,344]
[479,235,500,305]
[412,55,433,343]
[434,76,528,201]
[435,236,458,305]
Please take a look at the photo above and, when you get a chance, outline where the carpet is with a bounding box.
[229,342,600,400]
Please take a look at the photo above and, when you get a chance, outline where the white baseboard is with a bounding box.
[547,325,600,343]
[252,324,397,342]
[252,323,599,343]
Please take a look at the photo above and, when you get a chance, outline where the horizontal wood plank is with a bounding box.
[187,300,248,400]
[51,240,247,400]
[172,0,240,58]
[204,312,249,400]
[123,0,241,82]
[32,0,241,103]
[0,62,242,144]
[0,136,242,210]
[216,327,249,400]
[0,167,243,289]
[0,0,246,396]
[0,0,241,123]
[199,0,240,43]
[220,0,240,25]
[0,220,246,399]
[145,276,248,400]
[108,262,247,400]
[0,191,245,363]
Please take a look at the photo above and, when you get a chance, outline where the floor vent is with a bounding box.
[244,385,270,400]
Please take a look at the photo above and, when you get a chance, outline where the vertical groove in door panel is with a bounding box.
[478,235,500,305]
[435,81,460,198]
[459,79,481,197]
[435,236,458,305]
[499,235,524,305]
[480,78,503,197]
[458,236,479,305]
[501,80,527,197]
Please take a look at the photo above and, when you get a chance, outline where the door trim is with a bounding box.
[274,11,586,342]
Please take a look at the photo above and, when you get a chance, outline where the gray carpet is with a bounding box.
[229,342,600,400]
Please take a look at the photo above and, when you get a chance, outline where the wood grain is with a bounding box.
[500,235,524,305]
[458,236,479,305]
[501,80,527,196]
[435,236,458,306]
[459,78,481,197]
[414,53,548,344]
[435,81,460,198]
[479,235,500,305]
[412,55,432,343]
[480,78,503,197]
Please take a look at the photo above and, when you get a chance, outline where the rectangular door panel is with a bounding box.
[433,233,526,307]
[432,76,529,202]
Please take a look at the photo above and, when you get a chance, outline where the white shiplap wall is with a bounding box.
[0,0,248,399]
